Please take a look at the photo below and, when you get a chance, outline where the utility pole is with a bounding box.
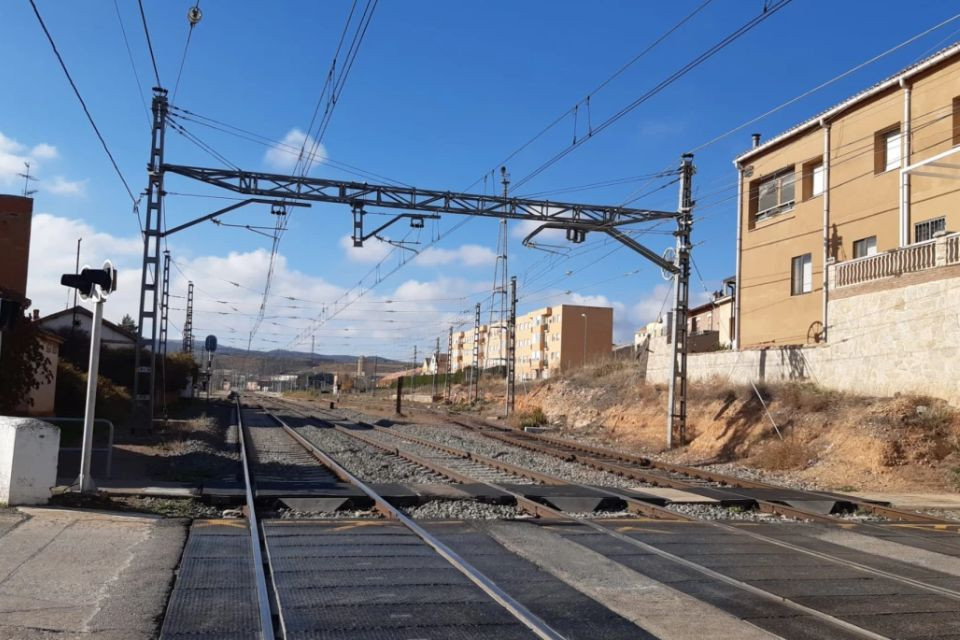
[158,250,171,419]
[506,276,517,416]
[432,336,439,399]
[667,154,695,448]
[132,87,168,429]
[471,303,481,403]
[182,281,194,354]
[411,345,417,395]
[445,326,453,401]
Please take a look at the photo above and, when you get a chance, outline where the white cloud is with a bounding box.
[629,284,674,327]
[338,234,393,263]
[264,128,327,172]
[26,213,143,320]
[25,212,494,358]
[415,244,497,267]
[45,176,87,196]
[30,143,58,160]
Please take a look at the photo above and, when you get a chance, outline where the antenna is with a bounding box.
[17,162,38,197]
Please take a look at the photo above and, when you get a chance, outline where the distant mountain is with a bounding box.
[214,344,403,366]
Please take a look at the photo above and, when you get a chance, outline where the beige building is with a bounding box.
[451,304,613,381]
[735,43,960,348]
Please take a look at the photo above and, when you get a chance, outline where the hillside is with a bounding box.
[495,360,960,494]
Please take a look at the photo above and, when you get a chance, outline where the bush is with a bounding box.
[516,407,548,429]
[0,316,52,413]
[54,361,132,425]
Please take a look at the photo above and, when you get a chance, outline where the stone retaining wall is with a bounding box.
[644,271,960,403]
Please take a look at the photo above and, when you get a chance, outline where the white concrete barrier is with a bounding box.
[0,417,60,505]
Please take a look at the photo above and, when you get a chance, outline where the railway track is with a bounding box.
[256,395,960,639]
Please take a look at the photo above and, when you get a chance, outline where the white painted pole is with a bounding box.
[79,298,104,494]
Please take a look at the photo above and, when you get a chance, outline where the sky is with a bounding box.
[3,0,960,360]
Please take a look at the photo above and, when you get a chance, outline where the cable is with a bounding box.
[512,0,794,191]
[29,0,141,218]
[137,0,162,86]
[467,0,714,193]
[690,10,960,154]
[112,0,150,127]
[172,1,200,102]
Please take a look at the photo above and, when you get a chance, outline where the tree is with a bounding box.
[0,316,52,413]
[119,314,137,333]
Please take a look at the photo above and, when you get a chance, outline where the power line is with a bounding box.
[29,0,141,213]
[172,1,201,102]
[112,0,150,126]
[137,0,162,86]
[689,10,960,154]
[468,0,714,193]
[512,0,794,191]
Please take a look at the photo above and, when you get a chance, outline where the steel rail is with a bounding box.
[366,424,691,521]
[234,396,276,640]
[253,401,568,640]
[266,396,898,640]
[464,422,845,523]
[461,415,952,524]
[264,396,678,519]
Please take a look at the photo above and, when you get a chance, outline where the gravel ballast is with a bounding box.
[402,499,526,520]
[290,421,452,485]
[388,422,654,490]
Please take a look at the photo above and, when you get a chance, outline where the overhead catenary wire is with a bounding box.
[29,0,142,232]
[172,1,201,102]
[137,0,162,86]
[112,0,150,126]
[511,0,794,191]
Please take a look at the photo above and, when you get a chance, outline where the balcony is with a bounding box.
[832,232,960,289]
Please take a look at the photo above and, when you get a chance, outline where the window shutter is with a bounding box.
[885,131,901,171]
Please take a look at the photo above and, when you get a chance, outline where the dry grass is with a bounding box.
[752,436,816,471]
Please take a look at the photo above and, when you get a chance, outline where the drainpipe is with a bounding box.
[733,161,744,350]
[820,118,830,343]
[900,78,912,247]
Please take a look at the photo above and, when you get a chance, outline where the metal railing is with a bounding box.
[46,417,114,478]
[836,239,937,288]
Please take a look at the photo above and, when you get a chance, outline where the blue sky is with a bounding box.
[3,0,960,358]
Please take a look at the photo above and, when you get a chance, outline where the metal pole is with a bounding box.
[133,87,168,429]
[581,312,587,366]
[79,298,104,493]
[666,154,694,449]
[472,303,481,403]
[445,326,453,401]
[432,336,439,399]
[506,276,517,416]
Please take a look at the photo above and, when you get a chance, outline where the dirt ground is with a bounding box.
[336,363,960,495]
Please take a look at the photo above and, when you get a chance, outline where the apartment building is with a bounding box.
[450,304,613,381]
[734,43,960,347]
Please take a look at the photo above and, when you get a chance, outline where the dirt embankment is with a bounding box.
[512,360,960,493]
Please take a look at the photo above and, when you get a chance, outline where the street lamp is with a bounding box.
[581,312,588,367]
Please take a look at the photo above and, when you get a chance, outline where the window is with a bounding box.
[914,217,946,243]
[756,168,796,220]
[954,97,960,146]
[875,126,901,173]
[811,163,824,197]
[791,254,812,296]
[802,159,824,199]
[853,236,877,258]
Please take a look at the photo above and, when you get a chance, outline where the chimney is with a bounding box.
[751,133,762,148]
[33,309,39,321]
